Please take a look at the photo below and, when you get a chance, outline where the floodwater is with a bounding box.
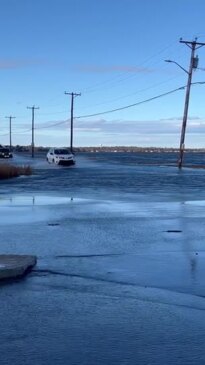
[0,152,205,364]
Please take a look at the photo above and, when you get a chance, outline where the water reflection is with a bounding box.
[190,256,198,279]
[0,195,77,206]
[179,202,199,284]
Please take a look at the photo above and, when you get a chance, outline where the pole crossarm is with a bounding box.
[27,105,40,111]
[65,92,81,96]
[180,39,205,48]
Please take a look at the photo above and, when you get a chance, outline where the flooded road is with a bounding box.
[0,152,205,364]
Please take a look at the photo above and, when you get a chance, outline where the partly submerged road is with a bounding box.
[0,152,205,364]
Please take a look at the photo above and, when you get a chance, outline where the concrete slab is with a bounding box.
[0,255,37,281]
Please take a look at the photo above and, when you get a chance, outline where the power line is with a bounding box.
[75,82,205,120]
[80,41,176,94]
[0,121,67,135]
[77,74,183,112]
[37,110,67,116]
[35,120,67,130]
[75,85,184,119]
[0,128,32,137]
[1,82,203,142]
[13,128,32,135]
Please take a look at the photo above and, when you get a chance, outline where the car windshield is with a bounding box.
[0,149,9,153]
[54,149,71,155]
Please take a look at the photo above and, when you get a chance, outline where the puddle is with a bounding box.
[1,195,205,223]
[185,200,205,206]
[0,195,92,225]
[0,195,80,207]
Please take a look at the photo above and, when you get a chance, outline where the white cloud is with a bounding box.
[6,115,205,147]
[74,116,205,135]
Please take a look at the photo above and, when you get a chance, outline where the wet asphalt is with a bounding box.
[0,152,205,364]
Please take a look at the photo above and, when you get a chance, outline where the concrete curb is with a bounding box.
[0,255,37,281]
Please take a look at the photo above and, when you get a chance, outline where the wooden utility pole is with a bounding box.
[178,38,205,168]
[27,105,39,158]
[5,116,16,151]
[64,92,81,153]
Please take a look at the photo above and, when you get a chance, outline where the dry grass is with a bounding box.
[0,164,32,179]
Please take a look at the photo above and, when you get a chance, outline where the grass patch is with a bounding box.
[0,164,32,179]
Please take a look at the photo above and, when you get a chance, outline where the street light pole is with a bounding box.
[165,59,189,75]
[178,41,196,168]
[165,38,205,168]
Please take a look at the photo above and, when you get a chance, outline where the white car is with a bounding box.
[47,148,75,165]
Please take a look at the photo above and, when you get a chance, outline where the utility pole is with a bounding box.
[5,116,16,151]
[178,38,205,168]
[27,105,39,158]
[64,92,81,153]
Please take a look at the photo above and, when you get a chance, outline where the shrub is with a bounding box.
[0,164,32,179]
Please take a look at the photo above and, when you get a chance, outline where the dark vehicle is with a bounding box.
[0,148,13,158]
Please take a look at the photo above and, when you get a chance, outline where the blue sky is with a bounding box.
[1,0,205,147]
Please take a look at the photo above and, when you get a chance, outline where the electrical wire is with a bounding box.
[37,110,67,116]
[13,128,32,135]
[0,128,32,137]
[80,41,176,94]
[75,85,185,119]
[1,81,203,137]
[34,120,68,130]
[75,82,205,119]
[77,74,183,112]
